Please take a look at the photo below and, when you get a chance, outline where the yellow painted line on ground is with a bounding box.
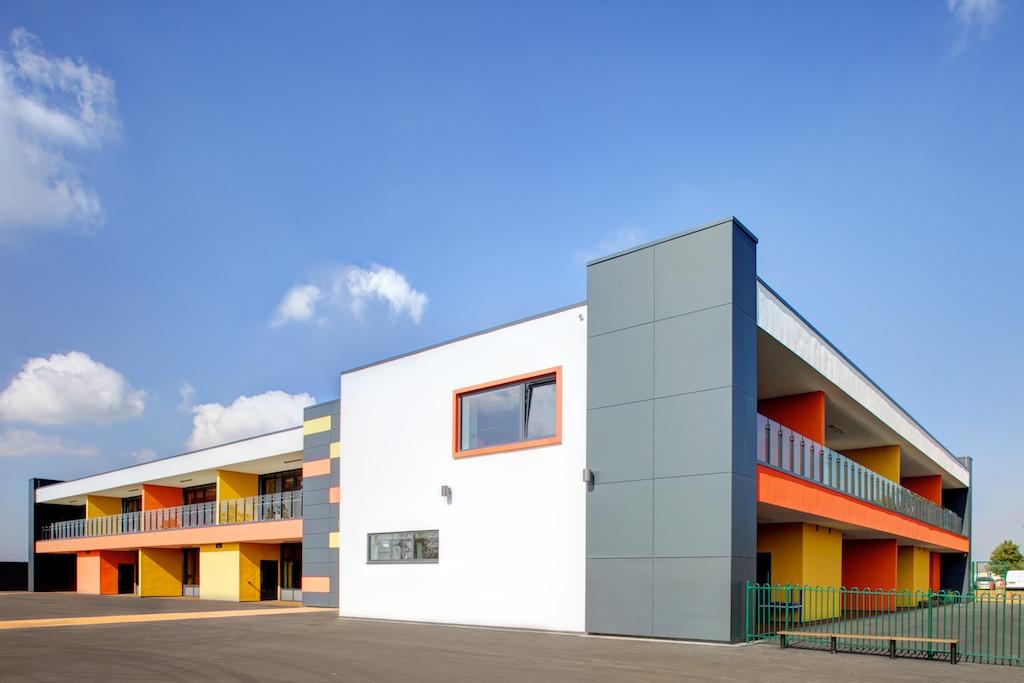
[0,607,328,631]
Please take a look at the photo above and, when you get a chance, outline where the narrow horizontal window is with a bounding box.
[368,530,439,563]
[454,368,561,458]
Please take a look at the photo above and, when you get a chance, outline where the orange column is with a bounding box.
[757,391,826,443]
[842,539,898,610]
[901,475,942,505]
[930,552,942,592]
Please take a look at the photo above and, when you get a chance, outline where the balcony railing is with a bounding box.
[756,414,963,535]
[40,490,303,541]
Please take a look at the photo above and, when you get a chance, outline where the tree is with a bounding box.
[989,540,1024,578]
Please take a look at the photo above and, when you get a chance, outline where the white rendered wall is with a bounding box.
[339,305,587,632]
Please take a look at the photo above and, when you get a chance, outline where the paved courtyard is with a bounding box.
[0,593,1020,681]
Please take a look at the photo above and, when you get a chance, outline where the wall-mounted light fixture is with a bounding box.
[179,478,193,483]
[582,469,594,484]
[441,485,452,504]
[127,488,139,493]
[283,458,302,464]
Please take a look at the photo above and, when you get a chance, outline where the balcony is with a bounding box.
[756,415,963,535]
[40,490,303,541]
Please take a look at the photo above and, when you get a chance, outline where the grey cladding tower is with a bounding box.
[585,218,757,642]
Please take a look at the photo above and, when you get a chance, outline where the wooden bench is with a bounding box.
[777,630,959,664]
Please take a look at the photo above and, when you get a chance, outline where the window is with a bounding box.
[259,469,303,495]
[183,483,216,505]
[122,496,141,514]
[280,543,302,589]
[368,530,439,563]
[453,367,561,457]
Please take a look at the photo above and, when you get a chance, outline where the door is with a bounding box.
[259,560,278,601]
[117,563,135,594]
[757,552,771,585]
[182,548,200,597]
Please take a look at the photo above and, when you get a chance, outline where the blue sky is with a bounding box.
[0,1,1020,562]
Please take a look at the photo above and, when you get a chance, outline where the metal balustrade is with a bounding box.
[40,490,303,540]
[756,414,963,534]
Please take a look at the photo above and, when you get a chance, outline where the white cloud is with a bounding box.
[128,447,156,463]
[0,351,145,425]
[948,0,1001,52]
[271,264,428,327]
[177,381,194,412]
[187,389,315,450]
[576,227,647,264]
[272,284,323,327]
[948,0,1000,27]
[0,428,96,457]
[0,28,120,237]
[345,265,428,323]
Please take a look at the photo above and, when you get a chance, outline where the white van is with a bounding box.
[1005,570,1024,590]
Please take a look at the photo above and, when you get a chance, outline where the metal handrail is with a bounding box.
[40,490,303,540]
[756,414,963,534]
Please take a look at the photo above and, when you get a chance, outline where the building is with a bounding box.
[29,401,340,607]
[29,218,971,642]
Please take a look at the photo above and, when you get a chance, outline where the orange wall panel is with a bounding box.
[143,484,183,511]
[303,459,330,477]
[757,392,826,443]
[842,539,897,609]
[901,475,942,505]
[99,550,137,594]
[77,553,101,594]
[930,552,941,592]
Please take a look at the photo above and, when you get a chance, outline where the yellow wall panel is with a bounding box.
[801,524,842,619]
[216,470,258,522]
[329,442,340,459]
[303,415,331,435]
[897,545,930,606]
[756,524,803,586]
[139,547,183,597]
[238,543,280,602]
[841,445,901,482]
[757,523,842,620]
[86,495,121,518]
[328,532,339,549]
[199,543,241,601]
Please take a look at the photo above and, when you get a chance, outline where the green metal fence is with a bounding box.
[746,583,1024,666]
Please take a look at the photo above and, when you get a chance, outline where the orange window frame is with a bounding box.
[452,366,562,459]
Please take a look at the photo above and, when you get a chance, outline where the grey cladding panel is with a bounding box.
[653,305,733,398]
[653,474,733,558]
[653,389,734,479]
[304,430,334,449]
[588,401,653,483]
[731,474,756,559]
[304,444,330,462]
[587,480,653,558]
[732,306,757,398]
[732,228,757,319]
[587,247,654,337]
[587,324,653,409]
[586,558,653,636]
[654,223,733,320]
[653,557,733,640]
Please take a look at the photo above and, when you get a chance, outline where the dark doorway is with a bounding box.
[182,548,199,597]
[757,552,771,585]
[117,563,135,594]
[259,560,278,601]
